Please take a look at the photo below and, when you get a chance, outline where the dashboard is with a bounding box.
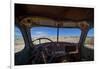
[30,42,79,63]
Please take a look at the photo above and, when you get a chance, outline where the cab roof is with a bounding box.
[15,3,94,28]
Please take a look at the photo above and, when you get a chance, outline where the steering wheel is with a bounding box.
[32,38,53,45]
[28,38,55,64]
[28,38,67,64]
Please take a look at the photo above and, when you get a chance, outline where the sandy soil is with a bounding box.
[15,37,94,53]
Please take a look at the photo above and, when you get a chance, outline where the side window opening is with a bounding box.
[15,26,25,53]
[84,28,94,49]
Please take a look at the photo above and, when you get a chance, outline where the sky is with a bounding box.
[15,27,94,38]
[31,27,81,37]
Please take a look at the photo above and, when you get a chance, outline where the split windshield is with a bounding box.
[31,27,81,45]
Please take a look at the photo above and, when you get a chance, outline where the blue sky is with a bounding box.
[31,27,81,37]
[15,27,94,38]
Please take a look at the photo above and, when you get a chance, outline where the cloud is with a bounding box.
[32,31,48,38]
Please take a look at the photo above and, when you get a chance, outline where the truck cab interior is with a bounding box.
[15,4,94,65]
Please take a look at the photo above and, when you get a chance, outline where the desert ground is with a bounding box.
[15,36,94,53]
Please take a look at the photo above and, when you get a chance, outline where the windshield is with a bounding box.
[31,27,81,45]
[59,28,81,43]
